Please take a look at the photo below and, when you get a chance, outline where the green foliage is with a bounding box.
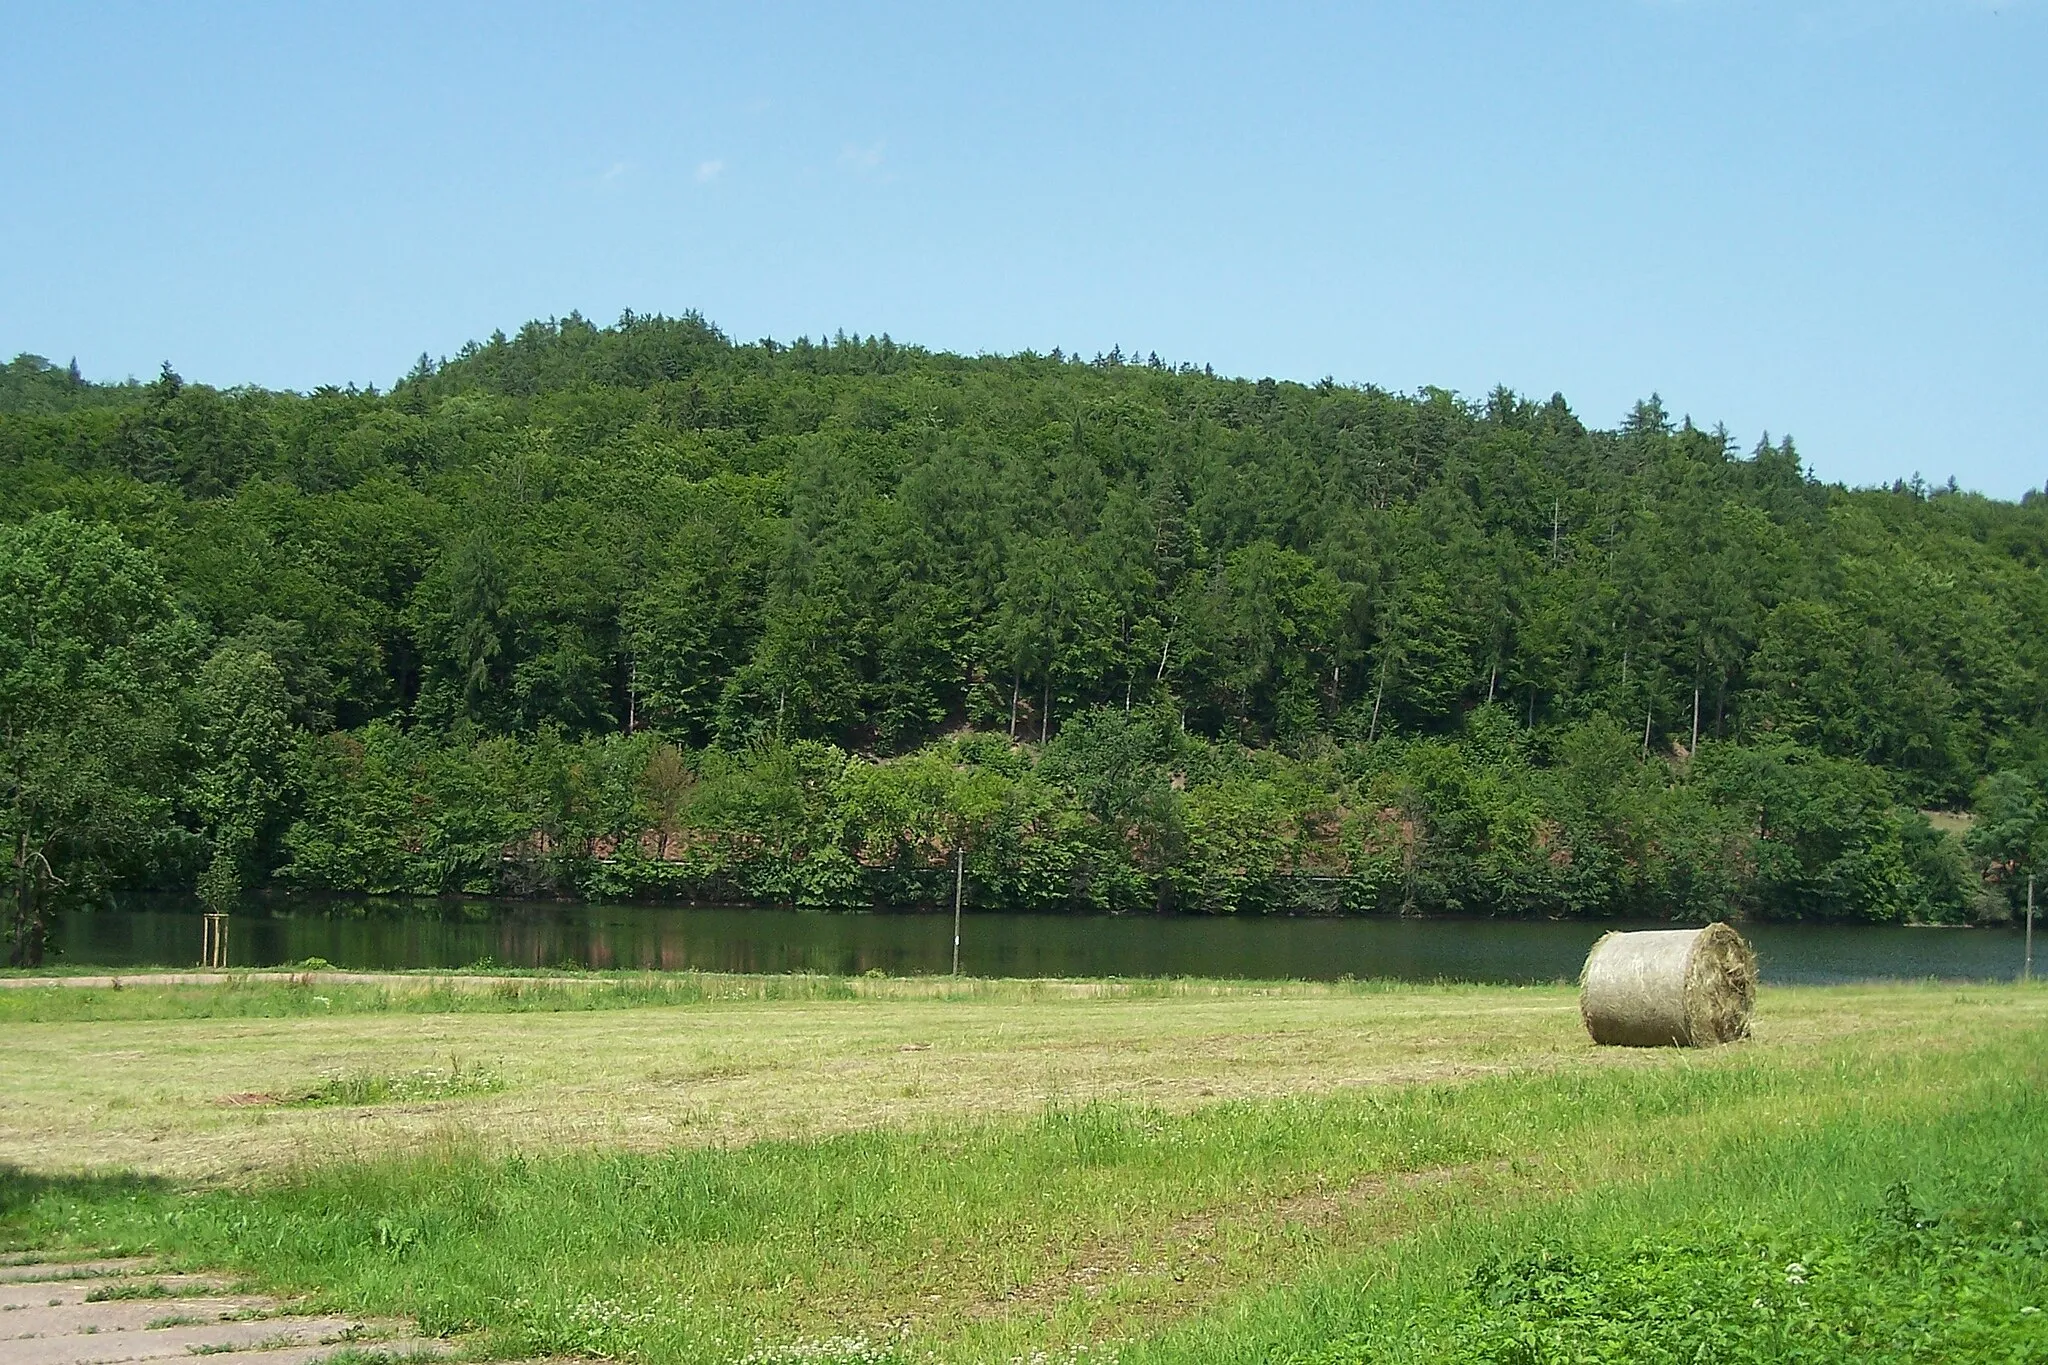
[1968,766,2047,913]
[1693,743,1916,922]
[194,852,240,913]
[249,702,1983,919]
[1898,810,1976,924]
[5,316,2044,920]
[0,514,200,963]
[0,354,141,416]
[188,641,294,880]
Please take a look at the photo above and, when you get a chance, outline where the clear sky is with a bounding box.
[2,2,2041,496]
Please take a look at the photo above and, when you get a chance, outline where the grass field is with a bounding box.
[3,973,2045,1362]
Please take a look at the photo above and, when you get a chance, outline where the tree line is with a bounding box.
[3,313,2046,963]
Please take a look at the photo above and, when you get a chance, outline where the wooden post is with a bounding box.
[201,912,229,969]
[2026,874,2035,985]
[951,848,964,976]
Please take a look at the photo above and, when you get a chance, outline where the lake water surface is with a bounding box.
[49,899,2035,985]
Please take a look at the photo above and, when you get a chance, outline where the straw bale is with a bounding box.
[1579,923,1756,1047]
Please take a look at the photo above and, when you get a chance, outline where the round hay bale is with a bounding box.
[1579,924,1756,1047]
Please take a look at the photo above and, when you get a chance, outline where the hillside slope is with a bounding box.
[2,313,2045,928]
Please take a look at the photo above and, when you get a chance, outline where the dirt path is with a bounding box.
[0,1257,445,1364]
[0,971,538,992]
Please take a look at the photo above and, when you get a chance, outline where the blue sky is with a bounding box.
[2,2,2041,496]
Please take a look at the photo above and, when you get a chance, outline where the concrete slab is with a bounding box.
[0,1262,156,1285]
[0,1260,449,1365]
[144,1341,448,1365]
[0,1277,227,1309]
[0,1297,273,1337]
[2,1314,388,1365]
[0,972,540,992]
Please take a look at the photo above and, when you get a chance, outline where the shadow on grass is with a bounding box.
[0,1164,173,1244]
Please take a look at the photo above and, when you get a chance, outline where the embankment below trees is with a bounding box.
[272,708,1996,923]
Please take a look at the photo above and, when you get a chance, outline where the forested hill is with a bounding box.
[3,313,2046,951]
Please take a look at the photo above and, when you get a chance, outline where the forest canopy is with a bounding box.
[4,313,2046,959]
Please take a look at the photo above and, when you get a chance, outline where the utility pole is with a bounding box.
[952,847,965,977]
[2027,874,2035,986]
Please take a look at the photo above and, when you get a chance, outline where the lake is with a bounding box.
[47,899,2036,985]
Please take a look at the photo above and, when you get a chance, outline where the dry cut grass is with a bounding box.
[0,973,2028,1182]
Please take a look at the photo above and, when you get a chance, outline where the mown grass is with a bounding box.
[0,969,1450,1023]
[4,982,2044,1362]
[0,975,1604,1179]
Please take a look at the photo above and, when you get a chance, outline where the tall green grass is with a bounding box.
[288,1061,507,1107]
[1131,1079,2048,1362]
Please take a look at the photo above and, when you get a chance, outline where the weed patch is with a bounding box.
[285,1060,504,1108]
[84,1280,173,1301]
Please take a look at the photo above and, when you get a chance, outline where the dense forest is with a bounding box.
[4,315,2047,964]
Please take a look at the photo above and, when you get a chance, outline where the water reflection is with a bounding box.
[48,899,2033,986]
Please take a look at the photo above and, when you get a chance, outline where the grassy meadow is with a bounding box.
[2,972,2045,1362]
